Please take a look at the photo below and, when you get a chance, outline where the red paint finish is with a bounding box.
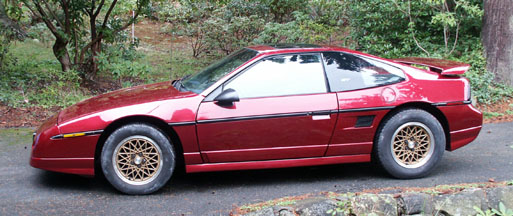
[30,44,482,178]
[196,93,338,162]
[438,104,483,150]
[30,157,94,176]
[186,154,371,173]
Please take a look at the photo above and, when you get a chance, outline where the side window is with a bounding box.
[322,52,405,92]
[224,53,327,99]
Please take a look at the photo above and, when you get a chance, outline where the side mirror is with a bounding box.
[214,88,239,106]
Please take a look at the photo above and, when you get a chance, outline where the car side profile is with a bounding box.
[30,44,482,194]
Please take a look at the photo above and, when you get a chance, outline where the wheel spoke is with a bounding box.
[115,136,161,183]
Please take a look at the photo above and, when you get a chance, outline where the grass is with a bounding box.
[9,40,58,63]
[1,40,90,108]
[0,127,34,147]
[141,47,213,82]
[484,111,505,118]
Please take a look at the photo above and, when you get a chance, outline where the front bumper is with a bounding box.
[30,156,95,176]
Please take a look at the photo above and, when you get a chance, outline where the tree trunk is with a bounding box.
[53,38,72,72]
[482,0,513,86]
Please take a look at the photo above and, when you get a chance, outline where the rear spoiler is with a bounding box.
[393,57,470,75]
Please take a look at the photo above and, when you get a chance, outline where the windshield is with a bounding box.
[181,48,259,93]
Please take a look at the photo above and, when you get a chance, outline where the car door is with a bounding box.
[196,53,338,163]
[320,52,407,156]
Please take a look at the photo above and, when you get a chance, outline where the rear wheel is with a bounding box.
[374,109,445,178]
[101,123,175,194]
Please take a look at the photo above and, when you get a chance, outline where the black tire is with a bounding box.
[101,123,175,194]
[374,109,445,179]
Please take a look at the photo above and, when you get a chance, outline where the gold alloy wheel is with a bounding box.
[391,122,435,169]
[113,136,163,185]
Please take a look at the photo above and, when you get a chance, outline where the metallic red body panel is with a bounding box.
[186,154,370,173]
[196,93,338,162]
[29,45,483,177]
[31,135,99,158]
[449,126,482,150]
[30,157,94,176]
[326,142,373,156]
[204,145,328,162]
[438,104,483,150]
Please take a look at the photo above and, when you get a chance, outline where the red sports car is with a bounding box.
[30,44,482,194]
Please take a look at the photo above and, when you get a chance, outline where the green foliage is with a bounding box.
[349,0,512,104]
[26,23,55,46]
[460,44,513,104]
[475,202,513,216]
[0,41,88,108]
[326,199,353,216]
[349,0,482,58]
[161,0,346,57]
[97,44,151,83]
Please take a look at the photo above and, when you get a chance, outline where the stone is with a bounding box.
[295,198,337,216]
[351,194,397,216]
[243,207,274,216]
[485,185,513,210]
[433,188,487,216]
[273,206,295,216]
[399,192,434,215]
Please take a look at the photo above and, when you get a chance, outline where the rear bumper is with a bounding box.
[438,104,483,151]
[30,156,95,177]
[449,125,482,151]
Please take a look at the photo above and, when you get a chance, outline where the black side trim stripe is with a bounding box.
[51,130,104,139]
[168,121,196,126]
[197,112,313,124]
[432,100,472,106]
[337,106,395,113]
[197,110,339,124]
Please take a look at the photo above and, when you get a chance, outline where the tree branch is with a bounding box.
[42,0,64,29]
[102,0,117,28]
[79,3,143,63]
[405,0,430,56]
[29,1,61,39]
[447,22,460,56]
[93,0,105,18]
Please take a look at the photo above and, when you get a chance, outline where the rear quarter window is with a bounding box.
[322,52,405,92]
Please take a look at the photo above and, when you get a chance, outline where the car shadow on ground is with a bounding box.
[33,155,462,195]
[33,162,382,192]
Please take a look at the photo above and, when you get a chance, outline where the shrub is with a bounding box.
[97,43,151,84]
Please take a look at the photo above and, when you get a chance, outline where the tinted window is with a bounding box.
[182,48,258,93]
[224,54,327,99]
[322,52,405,92]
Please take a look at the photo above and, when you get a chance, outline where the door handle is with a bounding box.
[308,110,333,120]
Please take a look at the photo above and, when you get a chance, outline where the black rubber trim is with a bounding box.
[51,129,104,139]
[167,121,196,126]
[197,110,336,124]
[432,100,472,106]
[337,106,395,113]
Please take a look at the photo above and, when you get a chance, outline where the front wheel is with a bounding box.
[101,123,175,194]
[374,109,445,179]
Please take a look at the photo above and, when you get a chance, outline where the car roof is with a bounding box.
[246,44,361,55]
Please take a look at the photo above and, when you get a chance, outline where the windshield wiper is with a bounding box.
[172,75,190,91]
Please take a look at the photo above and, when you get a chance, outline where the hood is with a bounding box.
[394,57,470,75]
[58,81,196,124]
